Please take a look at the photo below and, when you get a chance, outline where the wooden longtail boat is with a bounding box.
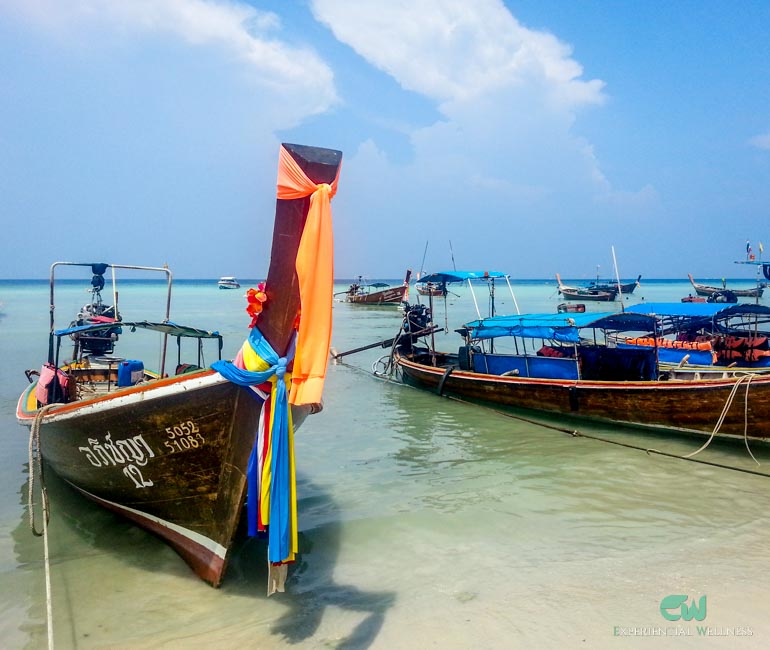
[556,274,617,301]
[391,304,770,441]
[17,143,342,587]
[687,273,764,298]
[345,269,411,304]
[415,281,446,297]
[587,274,641,294]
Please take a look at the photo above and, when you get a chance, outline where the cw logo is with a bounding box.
[659,595,707,622]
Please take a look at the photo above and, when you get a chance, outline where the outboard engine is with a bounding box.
[396,302,432,355]
[72,264,122,355]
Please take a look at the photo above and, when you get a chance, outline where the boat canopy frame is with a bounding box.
[417,270,520,318]
[47,262,218,376]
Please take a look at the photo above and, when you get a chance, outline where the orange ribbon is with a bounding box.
[276,144,340,405]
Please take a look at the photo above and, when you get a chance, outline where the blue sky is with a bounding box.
[2,0,770,281]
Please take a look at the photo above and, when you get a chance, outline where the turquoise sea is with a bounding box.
[2,276,770,649]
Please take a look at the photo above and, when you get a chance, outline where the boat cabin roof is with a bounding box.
[419,270,508,284]
[55,320,222,340]
[625,301,770,334]
[463,311,658,341]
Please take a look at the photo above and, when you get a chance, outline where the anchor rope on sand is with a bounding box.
[29,403,56,650]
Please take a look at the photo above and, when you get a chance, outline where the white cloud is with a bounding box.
[749,132,770,150]
[309,0,656,277]
[310,0,618,202]
[311,0,604,109]
[4,0,338,118]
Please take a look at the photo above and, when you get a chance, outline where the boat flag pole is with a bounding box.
[612,246,624,311]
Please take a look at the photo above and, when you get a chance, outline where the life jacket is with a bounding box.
[35,363,71,406]
[625,337,712,351]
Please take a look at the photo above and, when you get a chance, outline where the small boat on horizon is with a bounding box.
[218,276,240,289]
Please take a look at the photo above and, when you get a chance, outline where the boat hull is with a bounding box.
[18,370,262,586]
[347,286,407,304]
[559,288,616,301]
[688,274,763,297]
[397,355,770,440]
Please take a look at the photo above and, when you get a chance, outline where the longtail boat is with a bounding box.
[345,269,411,304]
[556,274,617,301]
[389,290,770,441]
[415,281,446,297]
[17,143,342,588]
[687,273,764,298]
[587,274,641,294]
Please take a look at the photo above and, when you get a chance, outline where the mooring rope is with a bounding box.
[683,374,758,464]
[28,404,56,650]
[441,391,770,479]
[341,358,770,479]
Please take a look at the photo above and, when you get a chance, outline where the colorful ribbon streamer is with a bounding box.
[212,326,297,563]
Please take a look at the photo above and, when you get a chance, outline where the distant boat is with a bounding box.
[687,273,763,298]
[415,280,446,297]
[556,274,617,301]
[587,274,641,294]
[344,270,411,305]
[557,302,585,313]
[218,276,240,290]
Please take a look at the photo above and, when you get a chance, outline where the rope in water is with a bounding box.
[446,391,770,479]
[29,404,55,650]
[338,358,770,480]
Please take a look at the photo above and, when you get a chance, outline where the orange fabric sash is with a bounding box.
[276,144,340,405]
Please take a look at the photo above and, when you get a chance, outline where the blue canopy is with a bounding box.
[625,302,727,318]
[625,302,770,334]
[463,311,658,341]
[626,302,770,318]
[418,270,508,284]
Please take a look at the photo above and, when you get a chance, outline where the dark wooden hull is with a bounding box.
[559,287,616,301]
[415,283,445,297]
[18,370,261,586]
[397,355,770,440]
[688,274,763,297]
[347,285,407,304]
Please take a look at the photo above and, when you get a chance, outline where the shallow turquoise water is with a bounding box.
[1,277,770,648]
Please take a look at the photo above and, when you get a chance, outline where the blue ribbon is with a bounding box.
[211,327,294,562]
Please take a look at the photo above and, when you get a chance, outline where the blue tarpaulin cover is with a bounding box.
[626,302,770,319]
[464,311,658,341]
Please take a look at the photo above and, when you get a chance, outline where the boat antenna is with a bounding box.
[449,240,457,271]
[419,240,429,279]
